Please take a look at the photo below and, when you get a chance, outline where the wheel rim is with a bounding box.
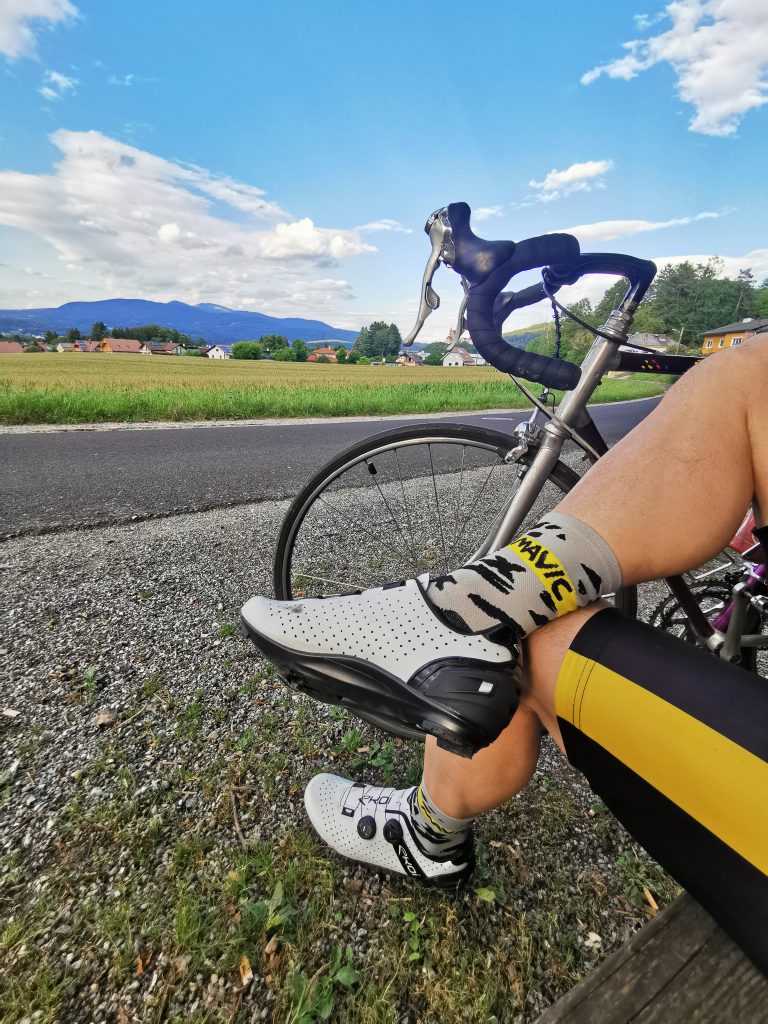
[280,435,572,599]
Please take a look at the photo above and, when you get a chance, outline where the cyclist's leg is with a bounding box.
[527,604,768,973]
[421,704,542,818]
[557,338,767,582]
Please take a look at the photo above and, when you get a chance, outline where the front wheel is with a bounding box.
[273,422,636,617]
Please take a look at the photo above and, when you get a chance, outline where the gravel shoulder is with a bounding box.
[1,499,678,1024]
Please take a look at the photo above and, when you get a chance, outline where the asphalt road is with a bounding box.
[0,398,659,537]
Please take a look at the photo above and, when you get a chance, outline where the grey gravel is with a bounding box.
[0,479,679,1022]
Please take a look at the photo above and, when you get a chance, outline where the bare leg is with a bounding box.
[422,339,768,818]
[422,705,542,819]
[560,340,768,581]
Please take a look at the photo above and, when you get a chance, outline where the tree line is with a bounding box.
[525,260,768,365]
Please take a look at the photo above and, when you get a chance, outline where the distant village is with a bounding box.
[1,316,765,363]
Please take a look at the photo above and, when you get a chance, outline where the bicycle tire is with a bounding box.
[274,417,638,610]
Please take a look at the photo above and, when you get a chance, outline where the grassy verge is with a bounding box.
[0,377,665,425]
[1,669,678,1024]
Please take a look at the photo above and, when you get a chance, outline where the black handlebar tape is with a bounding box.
[493,282,549,330]
[544,252,657,297]
[461,230,582,390]
[466,254,581,390]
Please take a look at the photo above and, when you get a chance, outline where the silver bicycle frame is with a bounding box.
[470,304,633,559]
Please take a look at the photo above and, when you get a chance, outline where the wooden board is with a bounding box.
[536,894,768,1024]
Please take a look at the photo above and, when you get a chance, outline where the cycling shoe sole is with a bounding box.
[239,615,515,758]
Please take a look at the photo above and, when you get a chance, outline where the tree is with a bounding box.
[353,326,369,353]
[316,354,330,363]
[335,346,347,363]
[65,327,81,343]
[231,341,263,360]
[424,342,447,366]
[259,334,289,355]
[91,321,108,341]
[346,349,361,364]
[291,338,309,362]
[43,330,58,347]
[357,355,371,365]
[272,348,294,361]
[353,322,402,361]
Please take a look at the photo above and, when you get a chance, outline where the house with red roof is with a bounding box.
[95,338,151,354]
[0,341,24,354]
[307,346,341,363]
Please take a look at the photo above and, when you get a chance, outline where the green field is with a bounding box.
[0,354,666,424]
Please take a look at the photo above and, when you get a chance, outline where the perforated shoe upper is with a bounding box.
[304,773,472,882]
[241,578,513,681]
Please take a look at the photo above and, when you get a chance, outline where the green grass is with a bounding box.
[1,657,681,1024]
[0,376,665,425]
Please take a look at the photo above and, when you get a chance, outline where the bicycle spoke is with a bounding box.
[394,446,420,569]
[310,492,410,588]
[450,446,467,554]
[448,461,502,565]
[427,445,449,573]
[363,458,417,568]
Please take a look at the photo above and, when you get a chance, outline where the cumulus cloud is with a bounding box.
[474,206,505,221]
[528,160,613,202]
[39,68,77,100]
[0,0,77,60]
[0,130,382,315]
[556,210,720,243]
[582,0,768,136]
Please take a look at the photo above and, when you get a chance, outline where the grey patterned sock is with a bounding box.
[409,782,473,858]
[426,513,621,638]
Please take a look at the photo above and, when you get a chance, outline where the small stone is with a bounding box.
[92,709,116,728]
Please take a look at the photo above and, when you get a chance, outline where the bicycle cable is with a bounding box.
[542,275,661,352]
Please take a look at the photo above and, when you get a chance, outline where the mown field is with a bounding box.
[0,354,667,424]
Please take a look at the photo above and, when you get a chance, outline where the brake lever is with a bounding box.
[402,207,456,346]
[445,279,469,351]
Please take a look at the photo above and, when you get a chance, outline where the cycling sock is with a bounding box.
[409,782,473,857]
[426,513,621,637]
[557,607,768,974]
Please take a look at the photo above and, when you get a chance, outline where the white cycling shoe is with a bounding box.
[304,773,474,886]
[240,576,521,757]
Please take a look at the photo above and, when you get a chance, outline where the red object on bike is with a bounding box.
[729,509,757,553]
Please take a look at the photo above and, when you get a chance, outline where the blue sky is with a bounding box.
[1,0,766,339]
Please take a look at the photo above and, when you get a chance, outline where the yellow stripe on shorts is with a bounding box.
[507,535,578,616]
[556,650,768,876]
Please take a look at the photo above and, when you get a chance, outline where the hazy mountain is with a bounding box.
[0,298,358,345]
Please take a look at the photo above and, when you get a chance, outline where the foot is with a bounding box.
[240,577,521,757]
[304,773,474,886]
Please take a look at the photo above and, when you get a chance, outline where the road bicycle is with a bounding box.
[272,202,768,688]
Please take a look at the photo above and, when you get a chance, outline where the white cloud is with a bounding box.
[528,160,613,202]
[0,0,77,60]
[108,73,134,87]
[0,130,382,316]
[38,68,77,100]
[582,0,768,136]
[356,218,412,234]
[474,206,504,221]
[556,210,720,243]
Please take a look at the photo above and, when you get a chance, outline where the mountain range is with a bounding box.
[0,298,358,345]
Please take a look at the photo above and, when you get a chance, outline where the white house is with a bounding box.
[206,344,232,359]
[442,347,486,367]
